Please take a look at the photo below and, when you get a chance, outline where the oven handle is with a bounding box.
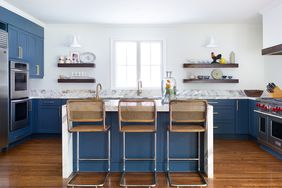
[11,98,30,103]
[254,110,282,119]
[11,68,28,73]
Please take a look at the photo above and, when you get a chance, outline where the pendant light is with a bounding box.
[70,35,81,48]
[205,36,218,48]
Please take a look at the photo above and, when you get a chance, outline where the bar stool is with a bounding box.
[118,99,157,187]
[66,99,110,187]
[167,100,208,187]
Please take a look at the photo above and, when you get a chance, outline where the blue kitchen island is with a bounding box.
[61,100,214,179]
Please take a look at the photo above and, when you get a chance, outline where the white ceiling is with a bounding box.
[5,0,275,24]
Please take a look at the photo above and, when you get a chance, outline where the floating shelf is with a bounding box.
[183,63,239,68]
[57,63,95,68]
[183,79,239,83]
[58,78,96,83]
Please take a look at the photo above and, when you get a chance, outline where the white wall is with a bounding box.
[30,23,265,91]
[261,2,282,88]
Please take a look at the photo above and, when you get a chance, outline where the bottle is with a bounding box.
[230,51,235,64]
[161,71,176,104]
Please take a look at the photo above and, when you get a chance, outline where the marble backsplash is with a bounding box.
[29,89,269,99]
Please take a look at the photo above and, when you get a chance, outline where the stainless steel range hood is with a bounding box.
[262,44,282,55]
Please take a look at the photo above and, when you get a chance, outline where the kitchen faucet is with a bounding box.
[96,83,102,99]
[137,80,142,96]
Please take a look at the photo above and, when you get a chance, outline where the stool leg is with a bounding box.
[198,132,200,172]
[123,132,126,172]
[108,130,111,172]
[154,132,157,172]
[166,130,170,172]
[77,132,80,172]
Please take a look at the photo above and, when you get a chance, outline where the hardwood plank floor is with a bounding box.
[0,137,281,187]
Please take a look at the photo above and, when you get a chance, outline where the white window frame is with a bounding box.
[110,38,166,90]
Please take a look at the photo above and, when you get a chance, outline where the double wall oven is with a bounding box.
[256,99,282,155]
[10,61,30,132]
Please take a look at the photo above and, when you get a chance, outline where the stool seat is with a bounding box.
[169,125,206,133]
[70,125,110,132]
[121,125,156,133]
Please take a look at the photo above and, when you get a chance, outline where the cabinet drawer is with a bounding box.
[208,99,235,106]
[214,120,235,134]
[39,99,61,106]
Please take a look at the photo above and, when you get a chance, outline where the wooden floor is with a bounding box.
[0,137,282,187]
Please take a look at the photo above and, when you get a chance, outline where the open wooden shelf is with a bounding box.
[57,78,96,83]
[57,63,95,68]
[183,79,239,83]
[183,63,239,68]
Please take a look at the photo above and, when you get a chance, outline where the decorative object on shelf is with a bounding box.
[219,58,226,64]
[229,51,235,64]
[211,52,222,64]
[211,69,223,80]
[58,56,65,64]
[162,71,176,104]
[228,76,233,79]
[80,52,96,63]
[70,34,81,48]
[244,90,264,97]
[65,57,72,64]
[222,75,227,79]
[70,51,80,63]
[205,36,218,48]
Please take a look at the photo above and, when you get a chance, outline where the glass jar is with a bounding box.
[161,71,176,104]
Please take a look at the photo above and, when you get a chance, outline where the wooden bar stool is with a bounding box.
[66,99,110,187]
[118,99,157,187]
[167,100,208,187]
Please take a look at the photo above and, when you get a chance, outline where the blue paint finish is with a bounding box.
[249,100,259,139]
[34,99,62,134]
[236,99,249,134]
[72,112,203,172]
[0,7,44,37]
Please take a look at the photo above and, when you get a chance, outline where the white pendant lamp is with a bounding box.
[70,35,81,48]
[205,36,218,48]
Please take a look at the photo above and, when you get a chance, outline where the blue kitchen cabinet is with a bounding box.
[236,99,250,134]
[208,100,236,134]
[249,100,259,139]
[35,99,62,134]
[8,25,28,60]
[28,34,44,78]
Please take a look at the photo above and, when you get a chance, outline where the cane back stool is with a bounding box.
[66,99,110,187]
[167,100,208,187]
[118,99,157,187]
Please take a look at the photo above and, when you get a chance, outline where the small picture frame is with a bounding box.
[70,51,80,63]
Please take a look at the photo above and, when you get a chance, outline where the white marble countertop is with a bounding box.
[29,89,269,100]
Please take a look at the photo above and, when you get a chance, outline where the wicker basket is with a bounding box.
[244,90,264,97]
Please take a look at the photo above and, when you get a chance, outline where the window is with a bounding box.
[112,40,163,89]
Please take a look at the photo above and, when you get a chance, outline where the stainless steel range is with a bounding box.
[255,99,282,155]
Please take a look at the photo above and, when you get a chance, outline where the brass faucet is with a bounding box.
[96,83,102,99]
[137,80,142,96]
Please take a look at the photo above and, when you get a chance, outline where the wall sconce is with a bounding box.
[70,35,81,48]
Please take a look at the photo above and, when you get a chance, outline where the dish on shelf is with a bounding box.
[228,76,233,79]
[211,69,223,80]
[80,52,96,63]
[203,76,210,79]
[222,75,227,79]
[197,75,204,79]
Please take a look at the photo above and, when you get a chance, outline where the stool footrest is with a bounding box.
[79,158,109,161]
[169,158,199,161]
[67,171,110,187]
[120,172,157,187]
[167,171,207,187]
[125,158,155,161]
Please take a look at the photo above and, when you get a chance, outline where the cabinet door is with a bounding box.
[35,36,44,78]
[236,100,249,134]
[27,34,36,77]
[8,25,19,59]
[37,100,62,133]
[18,30,28,60]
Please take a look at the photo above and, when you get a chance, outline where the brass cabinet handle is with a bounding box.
[213,126,219,129]
[18,46,21,58]
[213,112,219,115]
[36,65,40,75]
